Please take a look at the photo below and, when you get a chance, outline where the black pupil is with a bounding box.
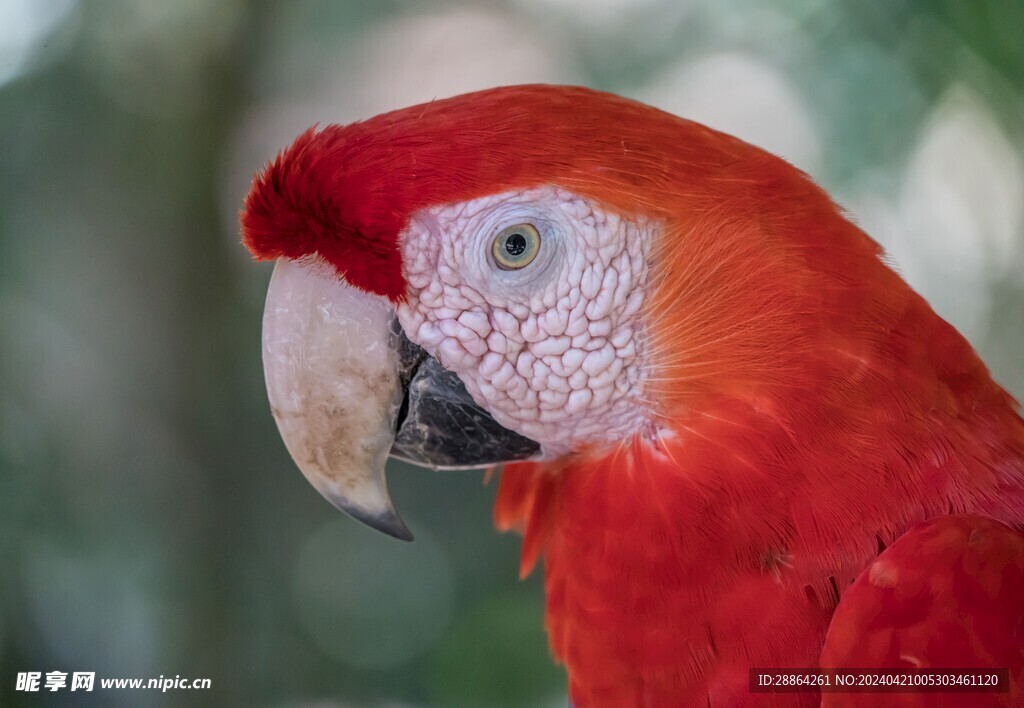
[504,233,528,257]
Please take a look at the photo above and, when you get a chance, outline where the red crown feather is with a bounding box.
[240,84,748,301]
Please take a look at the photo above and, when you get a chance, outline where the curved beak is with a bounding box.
[261,258,539,541]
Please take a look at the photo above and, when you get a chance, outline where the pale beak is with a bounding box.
[260,258,539,541]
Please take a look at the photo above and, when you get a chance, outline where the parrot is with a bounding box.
[241,85,1024,706]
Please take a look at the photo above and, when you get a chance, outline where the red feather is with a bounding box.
[240,85,753,300]
[821,515,1024,707]
[244,85,1024,705]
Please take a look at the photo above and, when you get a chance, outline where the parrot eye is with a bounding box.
[491,223,541,270]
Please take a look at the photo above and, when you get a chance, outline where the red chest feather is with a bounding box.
[495,386,1024,706]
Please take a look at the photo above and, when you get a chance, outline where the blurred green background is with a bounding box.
[1,1,1022,706]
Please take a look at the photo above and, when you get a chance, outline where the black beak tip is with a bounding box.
[373,514,416,542]
[328,495,415,542]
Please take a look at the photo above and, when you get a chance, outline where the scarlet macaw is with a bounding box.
[242,85,1024,706]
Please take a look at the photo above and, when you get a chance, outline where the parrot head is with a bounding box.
[242,84,866,541]
[241,85,1024,705]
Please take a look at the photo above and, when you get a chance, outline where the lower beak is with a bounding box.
[260,259,539,541]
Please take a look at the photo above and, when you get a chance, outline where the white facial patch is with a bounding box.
[396,186,651,458]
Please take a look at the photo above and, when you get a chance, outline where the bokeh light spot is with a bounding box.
[0,0,77,88]
[292,517,453,670]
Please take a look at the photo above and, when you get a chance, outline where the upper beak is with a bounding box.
[260,258,540,541]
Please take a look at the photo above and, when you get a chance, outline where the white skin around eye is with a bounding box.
[397,186,652,457]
